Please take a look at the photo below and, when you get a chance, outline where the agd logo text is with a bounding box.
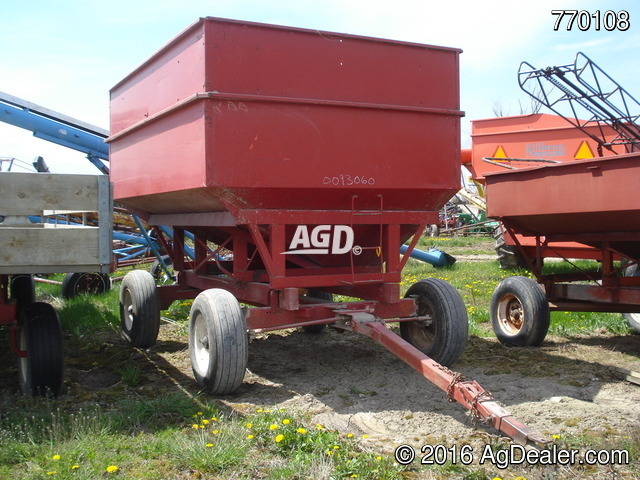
[283,225,361,255]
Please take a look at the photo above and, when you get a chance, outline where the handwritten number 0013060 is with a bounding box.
[552,10,630,31]
[323,175,376,186]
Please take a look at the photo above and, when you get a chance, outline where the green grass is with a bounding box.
[416,235,495,256]
[0,396,403,479]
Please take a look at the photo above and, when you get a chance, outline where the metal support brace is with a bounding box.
[132,215,173,279]
[347,316,549,446]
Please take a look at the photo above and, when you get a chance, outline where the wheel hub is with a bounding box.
[192,313,211,374]
[124,296,134,331]
[498,294,524,335]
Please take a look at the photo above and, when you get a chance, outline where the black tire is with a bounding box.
[61,272,112,299]
[493,225,527,270]
[189,289,248,394]
[119,270,160,348]
[301,290,333,334]
[18,302,64,397]
[150,255,174,284]
[401,279,468,366]
[10,275,35,317]
[490,276,550,346]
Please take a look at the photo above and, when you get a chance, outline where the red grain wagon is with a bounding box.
[485,152,640,345]
[463,113,626,267]
[109,18,545,444]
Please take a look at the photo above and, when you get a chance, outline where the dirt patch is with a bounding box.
[128,324,640,453]
[240,329,640,443]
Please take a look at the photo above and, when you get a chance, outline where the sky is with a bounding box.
[1,0,639,173]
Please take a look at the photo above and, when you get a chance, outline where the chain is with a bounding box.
[470,390,494,428]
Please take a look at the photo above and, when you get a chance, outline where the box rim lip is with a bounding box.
[110,16,462,93]
[484,150,640,181]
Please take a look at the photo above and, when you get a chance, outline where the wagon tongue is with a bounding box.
[448,377,551,446]
[348,319,550,446]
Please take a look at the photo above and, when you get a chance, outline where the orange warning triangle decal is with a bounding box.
[493,145,508,159]
[574,141,594,160]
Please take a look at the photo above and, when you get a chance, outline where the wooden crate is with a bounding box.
[0,172,112,274]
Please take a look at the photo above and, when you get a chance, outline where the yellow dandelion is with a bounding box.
[52,455,61,461]
[333,445,340,450]
[212,430,220,435]
[316,424,324,430]
[275,434,284,443]
[257,408,263,413]
[106,465,119,473]
[245,423,253,428]
[347,433,354,438]
[265,409,272,413]
[197,411,203,416]
[326,450,333,456]
[198,425,205,429]
[514,477,527,480]
[491,477,503,480]
[46,472,57,476]
[552,434,561,440]
[205,443,214,448]
[202,419,210,425]
[282,419,290,425]
[71,465,80,470]
[362,434,369,438]
[191,424,199,429]
[247,434,255,440]
[376,456,382,461]
[211,417,218,422]
[296,428,307,434]
[269,424,279,430]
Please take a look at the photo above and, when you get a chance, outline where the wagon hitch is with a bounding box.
[346,316,550,446]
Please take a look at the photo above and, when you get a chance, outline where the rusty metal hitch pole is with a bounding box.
[345,314,550,446]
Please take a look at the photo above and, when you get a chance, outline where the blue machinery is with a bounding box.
[0,90,109,174]
[399,244,456,268]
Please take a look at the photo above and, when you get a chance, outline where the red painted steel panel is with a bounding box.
[109,17,462,215]
[485,153,640,258]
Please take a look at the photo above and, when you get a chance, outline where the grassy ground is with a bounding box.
[0,235,637,479]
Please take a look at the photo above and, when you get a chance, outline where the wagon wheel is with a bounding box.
[301,290,333,334]
[18,302,64,397]
[622,264,640,333]
[10,274,35,316]
[119,270,160,348]
[624,314,640,333]
[490,276,550,346]
[61,272,112,299]
[401,278,468,366]
[493,224,533,270]
[189,289,248,394]
[426,224,440,237]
